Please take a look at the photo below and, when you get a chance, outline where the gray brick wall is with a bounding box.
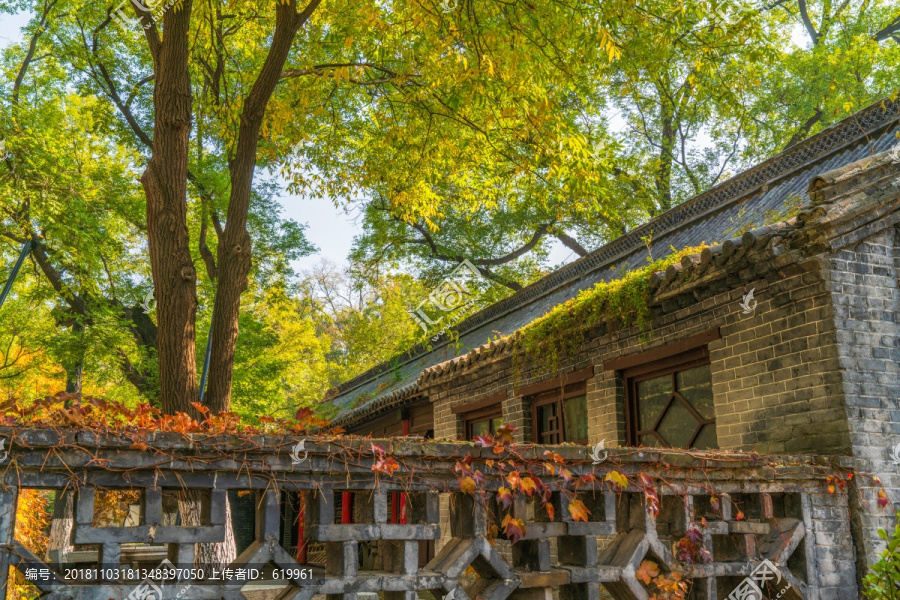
[426,262,851,457]
[824,227,900,570]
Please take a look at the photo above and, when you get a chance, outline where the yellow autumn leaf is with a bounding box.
[604,471,629,490]
[568,499,591,522]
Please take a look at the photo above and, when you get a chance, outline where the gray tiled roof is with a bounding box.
[327,98,900,426]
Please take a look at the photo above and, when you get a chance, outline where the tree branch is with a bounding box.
[874,15,900,43]
[785,107,823,148]
[406,220,553,267]
[12,0,59,106]
[797,0,820,45]
[553,230,588,257]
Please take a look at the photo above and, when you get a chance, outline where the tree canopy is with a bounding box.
[0,0,897,419]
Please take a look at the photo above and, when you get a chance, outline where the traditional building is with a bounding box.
[324,97,900,590]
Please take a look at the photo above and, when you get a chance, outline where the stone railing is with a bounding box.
[0,428,858,600]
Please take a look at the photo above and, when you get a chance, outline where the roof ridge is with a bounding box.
[329,96,900,401]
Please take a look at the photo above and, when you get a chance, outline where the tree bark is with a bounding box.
[46,490,74,566]
[654,94,676,215]
[205,0,320,413]
[176,490,236,570]
[140,0,198,416]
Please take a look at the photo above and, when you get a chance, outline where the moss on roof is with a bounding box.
[511,244,710,375]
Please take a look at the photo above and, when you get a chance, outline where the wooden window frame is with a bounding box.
[529,381,588,445]
[464,405,504,441]
[622,346,714,447]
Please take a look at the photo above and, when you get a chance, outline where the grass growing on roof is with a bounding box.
[513,244,709,375]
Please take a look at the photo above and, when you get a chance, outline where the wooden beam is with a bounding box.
[450,391,507,415]
[602,328,721,372]
[514,365,595,398]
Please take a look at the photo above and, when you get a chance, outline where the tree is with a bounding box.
[748,0,900,152]
[301,260,426,383]
[0,0,633,417]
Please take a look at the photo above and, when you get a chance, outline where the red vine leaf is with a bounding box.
[520,477,537,497]
[472,470,487,487]
[372,456,399,476]
[473,435,493,448]
[636,560,659,584]
[500,514,526,543]
[497,486,514,509]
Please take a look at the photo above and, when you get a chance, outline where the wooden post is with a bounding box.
[296,491,307,564]
[0,487,19,600]
[341,492,353,524]
[400,417,410,524]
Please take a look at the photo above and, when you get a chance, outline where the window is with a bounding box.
[452,391,507,441]
[531,383,588,445]
[623,346,717,449]
[465,407,503,440]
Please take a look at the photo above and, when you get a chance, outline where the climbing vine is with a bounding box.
[0,392,889,600]
[511,245,709,376]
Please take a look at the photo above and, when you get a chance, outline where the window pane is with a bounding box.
[490,417,503,432]
[693,424,718,449]
[637,376,671,430]
[563,395,588,442]
[640,434,660,447]
[538,403,557,432]
[676,366,714,419]
[657,399,697,448]
[470,419,490,439]
[537,403,559,444]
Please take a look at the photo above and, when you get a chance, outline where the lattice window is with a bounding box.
[624,347,717,449]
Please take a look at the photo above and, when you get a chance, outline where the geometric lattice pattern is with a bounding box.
[0,432,848,600]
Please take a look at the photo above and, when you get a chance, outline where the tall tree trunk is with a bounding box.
[63,323,84,398]
[654,98,676,215]
[46,490,74,566]
[141,0,198,416]
[176,490,236,570]
[205,0,317,413]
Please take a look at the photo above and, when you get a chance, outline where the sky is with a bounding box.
[0,10,575,277]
